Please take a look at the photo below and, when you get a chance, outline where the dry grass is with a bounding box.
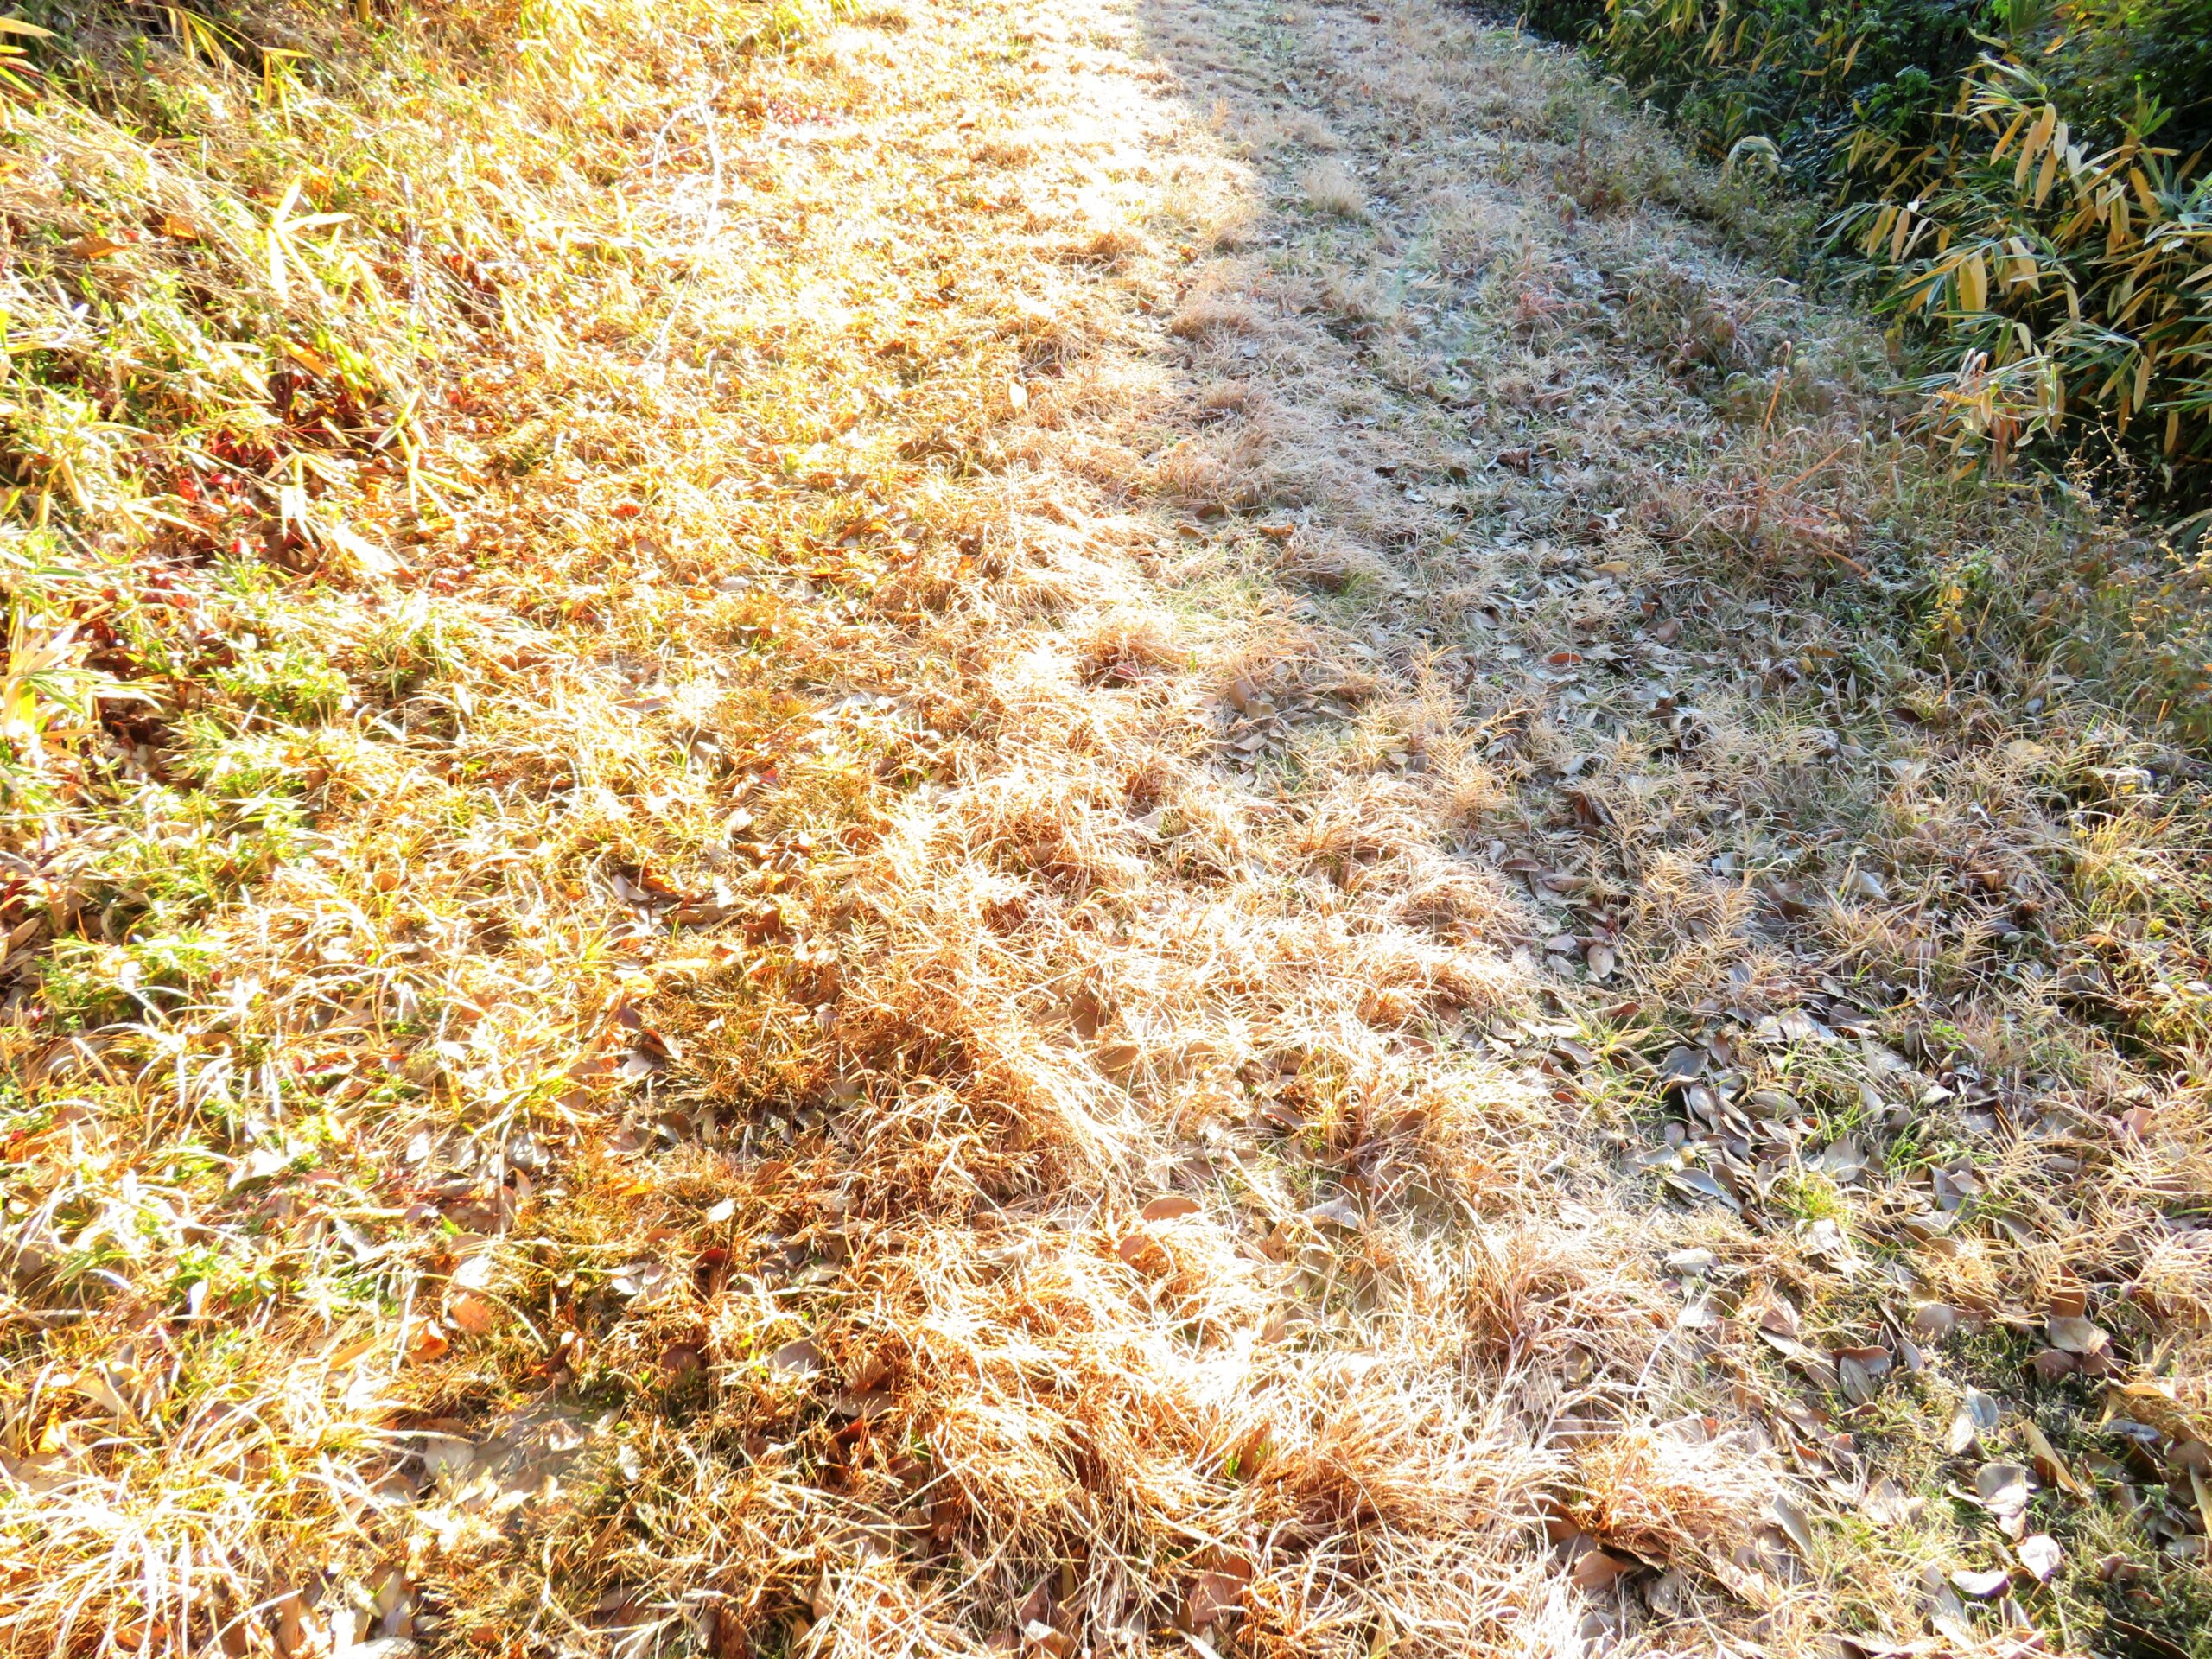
[1299,161,1367,219]
[3,0,2212,1656]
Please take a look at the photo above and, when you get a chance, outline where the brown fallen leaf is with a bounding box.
[2031,1348,2079,1382]
[1665,1166,1742,1214]
[1839,1355,1878,1405]
[283,340,334,378]
[1094,1040,1141,1076]
[2104,1379,2208,1443]
[1183,1570,1247,1627]
[1141,1195,1200,1221]
[446,1288,497,1335]
[2020,1420,2085,1497]
[1863,1475,1925,1528]
[67,233,129,260]
[1568,1543,1638,1592]
[1116,1233,1160,1267]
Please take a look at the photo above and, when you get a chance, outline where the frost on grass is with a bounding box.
[3,0,2212,1656]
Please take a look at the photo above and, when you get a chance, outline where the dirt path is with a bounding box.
[557,0,2202,1651]
[9,0,2208,1652]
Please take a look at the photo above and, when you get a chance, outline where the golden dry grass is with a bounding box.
[3,0,2212,1656]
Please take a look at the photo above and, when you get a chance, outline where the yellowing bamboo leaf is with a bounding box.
[1864,205,1895,260]
[2024,104,2056,161]
[1959,251,1987,315]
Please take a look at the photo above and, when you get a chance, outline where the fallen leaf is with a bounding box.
[1770,1496,1815,1554]
[452,1253,497,1291]
[1950,1567,2012,1600]
[1677,1292,1719,1330]
[1756,1007,1837,1046]
[769,1338,824,1380]
[283,340,334,378]
[1568,1544,1637,1592]
[2020,1421,2085,1497]
[2031,1347,2079,1382]
[611,1259,670,1300]
[1302,1196,1363,1230]
[1973,1462,2033,1536]
[1863,1475,1925,1528]
[1948,1388,2000,1455]
[63,1368,137,1420]
[1839,1355,1878,1405]
[1835,1344,1893,1375]
[1664,1166,1742,1214]
[446,1289,497,1335]
[1095,1040,1141,1076]
[1141,1195,1201,1221]
[2047,1315,2110,1357]
[1183,1572,1246,1627]
[67,233,129,260]
[1911,1302,1958,1341]
[2016,1535,2063,1582]
[1116,1233,1156,1266]
[1818,1135,1867,1183]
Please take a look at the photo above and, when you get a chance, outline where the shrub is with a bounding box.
[1844,48,2212,485]
[1524,0,2212,507]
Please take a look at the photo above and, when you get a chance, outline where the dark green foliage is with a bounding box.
[1520,0,2212,505]
[1521,0,1988,186]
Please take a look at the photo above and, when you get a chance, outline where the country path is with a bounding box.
[8,0,2206,1654]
